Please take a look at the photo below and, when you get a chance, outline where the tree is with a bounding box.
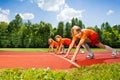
[56,22,64,37]
[93,25,102,41]
[24,20,32,28]
[0,22,10,47]
[7,14,23,47]
[64,22,72,38]
[101,22,112,31]
[50,28,57,39]
[8,14,23,32]
[71,18,85,29]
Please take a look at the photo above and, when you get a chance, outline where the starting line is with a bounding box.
[55,54,80,67]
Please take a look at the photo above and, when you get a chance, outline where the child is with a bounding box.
[65,26,118,62]
[48,38,59,53]
[55,35,77,54]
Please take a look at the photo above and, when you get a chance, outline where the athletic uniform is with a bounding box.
[73,29,99,46]
[59,38,76,47]
[50,41,59,48]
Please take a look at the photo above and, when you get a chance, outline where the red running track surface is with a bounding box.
[0,51,120,70]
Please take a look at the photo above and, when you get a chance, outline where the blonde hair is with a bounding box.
[55,35,62,39]
[48,38,54,43]
[71,26,81,36]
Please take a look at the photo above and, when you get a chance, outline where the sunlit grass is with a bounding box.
[0,63,119,80]
[0,48,120,52]
[0,48,48,52]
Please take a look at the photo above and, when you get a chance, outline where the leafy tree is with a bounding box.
[50,28,57,39]
[0,22,10,47]
[0,16,120,48]
[71,18,85,28]
[8,14,23,32]
[64,22,72,38]
[93,25,102,41]
[56,22,64,37]
[101,22,112,31]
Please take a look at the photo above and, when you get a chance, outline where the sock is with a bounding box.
[83,44,93,55]
[105,45,115,52]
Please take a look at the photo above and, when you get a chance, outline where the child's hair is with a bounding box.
[48,38,54,43]
[55,35,62,39]
[71,26,81,36]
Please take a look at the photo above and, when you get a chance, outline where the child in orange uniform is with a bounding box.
[65,26,118,62]
[48,38,59,53]
[55,35,77,54]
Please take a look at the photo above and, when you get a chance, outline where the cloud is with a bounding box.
[57,5,85,21]
[19,13,34,20]
[27,0,85,22]
[106,10,114,15]
[0,8,10,22]
[30,0,65,11]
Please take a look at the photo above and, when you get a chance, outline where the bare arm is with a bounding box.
[57,44,63,54]
[55,46,59,54]
[52,46,54,52]
[48,45,51,52]
[71,39,85,62]
[64,40,75,57]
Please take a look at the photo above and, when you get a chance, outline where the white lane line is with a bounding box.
[55,55,80,67]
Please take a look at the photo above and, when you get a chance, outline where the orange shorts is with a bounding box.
[89,33,99,46]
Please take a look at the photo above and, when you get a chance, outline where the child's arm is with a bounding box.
[71,39,85,62]
[52,46,54,52]
[48,45,51,52]
[55,46,59,54]
[57,44,63,54]
[64,40,76,57]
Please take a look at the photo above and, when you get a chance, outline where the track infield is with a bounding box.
[0,50,120,70]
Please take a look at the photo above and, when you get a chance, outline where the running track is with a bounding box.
[0,51,120,70]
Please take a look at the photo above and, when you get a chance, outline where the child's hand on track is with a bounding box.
[64,54,68,58]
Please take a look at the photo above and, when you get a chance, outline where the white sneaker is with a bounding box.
[60,50,66,54]
[112,50,118,58]
[86,53,94,59]
[81,50,85,54]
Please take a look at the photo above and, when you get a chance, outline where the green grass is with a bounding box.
[0,48,48,52]
[0,48,120,52]
[0,63,120,80]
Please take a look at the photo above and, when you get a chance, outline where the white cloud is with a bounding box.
[19,13,35,20]
[57,5,85,21]
[27,0,85,22]
[31,0,65,11]
[0,8,10,22]
[106,10,114,15]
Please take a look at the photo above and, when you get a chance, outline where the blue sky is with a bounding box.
[0,0,120,27]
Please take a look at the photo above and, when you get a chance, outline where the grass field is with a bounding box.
[0,63,119,80]
[0,48,120,52]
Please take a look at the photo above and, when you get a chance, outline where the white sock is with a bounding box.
[105,45,115,52]
[83,44,93,54]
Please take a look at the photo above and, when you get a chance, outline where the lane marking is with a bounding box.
[55,54,80,67]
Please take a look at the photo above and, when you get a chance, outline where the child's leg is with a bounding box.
[82,44,94,59]
[60,45,66,54]
[95,42,114,51]
[82,44,93,53]
[95,42,118,58]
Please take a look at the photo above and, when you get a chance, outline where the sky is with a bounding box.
[0,0,120,27]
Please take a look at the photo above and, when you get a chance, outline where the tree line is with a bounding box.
[0,14,120,48]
